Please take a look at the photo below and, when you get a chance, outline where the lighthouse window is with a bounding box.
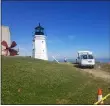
[43,50,44,52]
[42,41,44,43]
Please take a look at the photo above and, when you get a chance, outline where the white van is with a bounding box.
[76,51,95,68]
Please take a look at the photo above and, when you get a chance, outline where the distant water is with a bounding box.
[55,58,110,63]
[95,58,110,63]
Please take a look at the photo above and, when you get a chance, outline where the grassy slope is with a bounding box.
[1,56,110,105]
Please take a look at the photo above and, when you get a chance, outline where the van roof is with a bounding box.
[78,51,92,54]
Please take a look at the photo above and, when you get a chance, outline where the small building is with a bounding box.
[1,26,11,56]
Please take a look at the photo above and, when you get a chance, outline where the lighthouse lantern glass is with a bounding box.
[35,24,44,35]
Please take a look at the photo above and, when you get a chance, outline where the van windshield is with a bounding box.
[81,55,94,59]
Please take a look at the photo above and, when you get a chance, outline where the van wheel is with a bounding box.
[91,66,94,68]
[78,64,81,68]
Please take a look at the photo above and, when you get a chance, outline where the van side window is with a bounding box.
[78,57,80,59]
[82,55,87,59]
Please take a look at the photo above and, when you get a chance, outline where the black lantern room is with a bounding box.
[35,23,44,35]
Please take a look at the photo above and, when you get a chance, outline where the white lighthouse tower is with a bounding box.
[32,23,48,60]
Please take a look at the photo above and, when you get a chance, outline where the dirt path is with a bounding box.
[80,68,110,81]
[73,64,110,82]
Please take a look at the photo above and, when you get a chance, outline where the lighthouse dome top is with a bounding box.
[35,23,44,35]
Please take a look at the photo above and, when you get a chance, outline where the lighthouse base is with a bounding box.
[35,54,48,60]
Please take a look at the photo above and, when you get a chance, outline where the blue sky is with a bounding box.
[2,1,110,60]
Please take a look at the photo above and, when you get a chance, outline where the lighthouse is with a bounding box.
[32,23,48,60]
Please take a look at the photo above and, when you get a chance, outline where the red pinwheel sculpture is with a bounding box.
[1,40,19,56]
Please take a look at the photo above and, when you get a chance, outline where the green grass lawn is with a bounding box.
[1,56,110,105]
